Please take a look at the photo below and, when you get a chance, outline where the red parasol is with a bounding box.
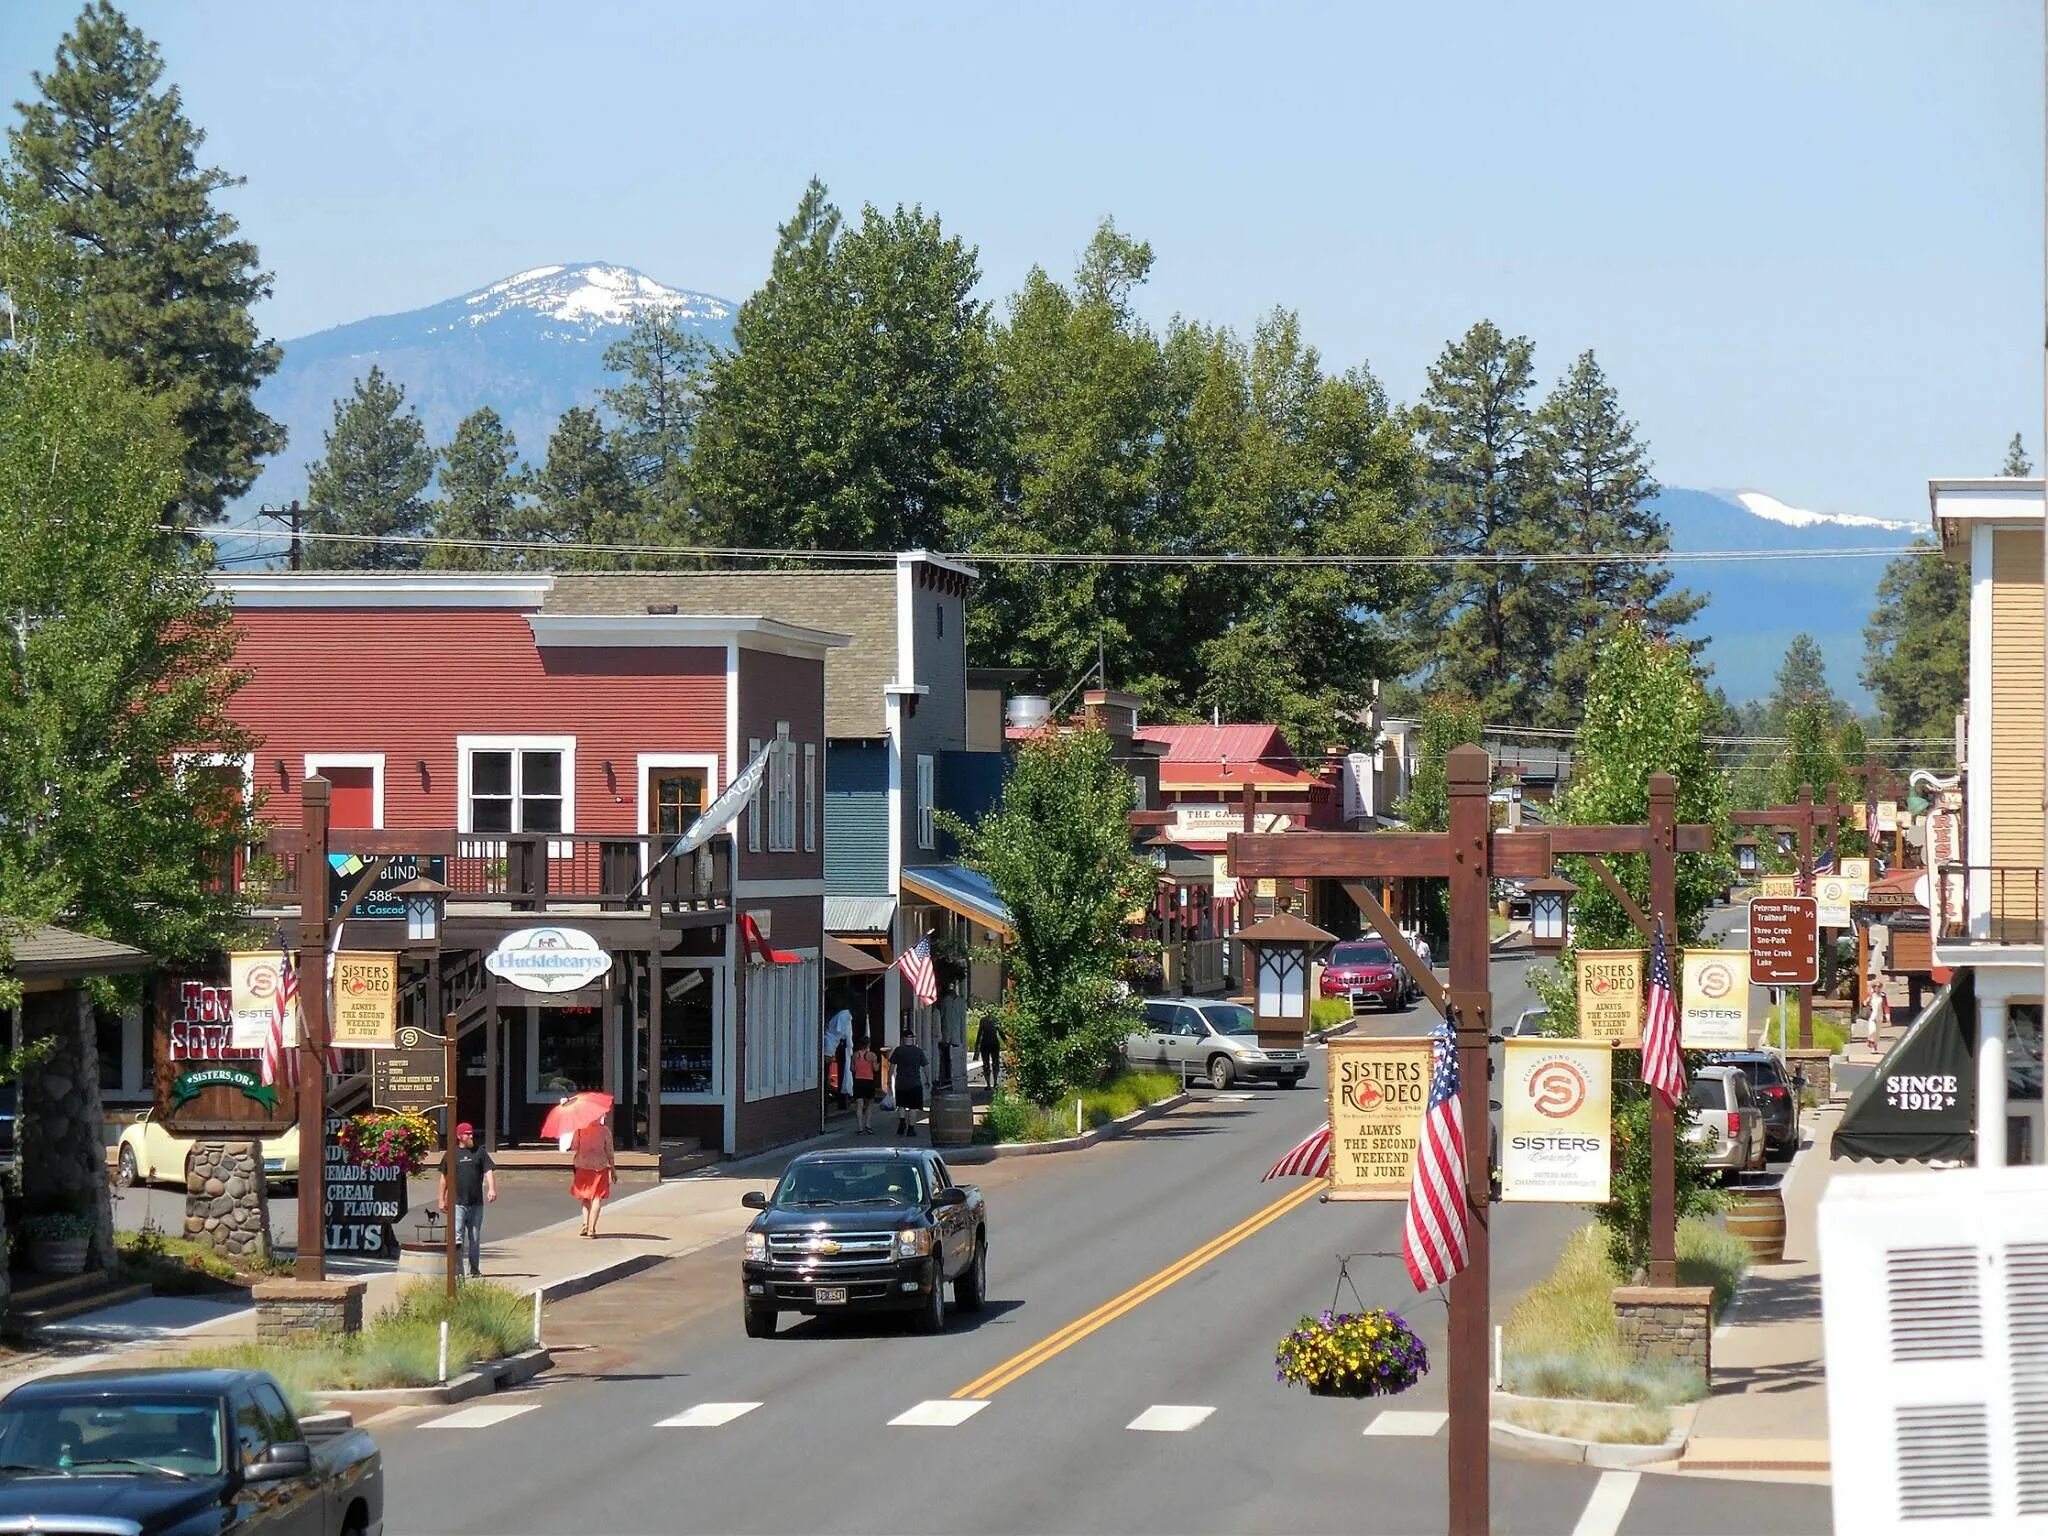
[541,1090,614,1143]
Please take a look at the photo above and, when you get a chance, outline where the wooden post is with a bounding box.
[1647,772,1678,1289]
[444,1017,459,1299]
[647,955,663,1157]
[1444,745,1493,1536]
[483,1010,500,1154]
[296,778,331,1281]
[1797,784,1814,1051]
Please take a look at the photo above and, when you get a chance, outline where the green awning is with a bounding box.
[1832,975,1976,1164]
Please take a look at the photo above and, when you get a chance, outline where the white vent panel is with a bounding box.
[1888,1246,1984,1362]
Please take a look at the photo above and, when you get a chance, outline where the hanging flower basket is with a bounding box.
[1275,1310,1430,1398]
[338,1111,438,1175]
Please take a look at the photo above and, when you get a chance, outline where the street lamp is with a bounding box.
[1524,875,1576,953]
[1733,837,1759,878]
[393,876,450,947]
[1234,911,1337,1046]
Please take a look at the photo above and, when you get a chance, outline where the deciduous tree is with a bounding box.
[1862,541,1966,743]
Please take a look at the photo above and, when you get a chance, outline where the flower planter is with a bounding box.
[30,1237,90,1277]
[1276,1309,1429,1398]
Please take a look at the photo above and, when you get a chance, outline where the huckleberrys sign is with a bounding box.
[485,926,613,994]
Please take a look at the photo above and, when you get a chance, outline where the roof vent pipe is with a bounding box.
[1006,695,1052,731]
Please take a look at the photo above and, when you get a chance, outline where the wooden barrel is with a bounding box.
[928,1091,976,1148]
[397,1241,448,1277]
[1724,1184,1786,1264]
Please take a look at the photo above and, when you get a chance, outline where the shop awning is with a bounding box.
[1833,975,1976,1163]
[901,863,1014,938]
[824,895,896,937]
[824,935,885,976]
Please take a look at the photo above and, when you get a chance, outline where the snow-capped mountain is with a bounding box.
[1655,487,1923,707]
[237,262,736,515]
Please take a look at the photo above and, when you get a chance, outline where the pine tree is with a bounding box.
[691,180,999,554]
[6,2,282,523]
[1412,321,1551,721]
[0,213,256,968]
[1529,350,1702,725]
[2003,433,2033,476]
[425,407,528,571]
[523,406,636,568]
[1862,541,1967,742]
[303,368,434,571]
[1766,633,1841,728]
[600,307,709,547]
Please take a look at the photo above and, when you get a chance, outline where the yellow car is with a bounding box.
[113,1109,301,1189]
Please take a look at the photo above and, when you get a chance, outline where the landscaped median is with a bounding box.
[957,1069,1185,1158]
[1493,1220,1750,1459]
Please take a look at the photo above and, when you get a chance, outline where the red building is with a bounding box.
[216,571,846,1161]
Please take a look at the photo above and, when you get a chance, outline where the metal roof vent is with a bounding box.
[1005,695,1051,731]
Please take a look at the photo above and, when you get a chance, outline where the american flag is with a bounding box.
[1402,1025,1469,1292]
[261,947,299,1089]
[1234,876,1252,916]
[1263,1122,1333,1181]
[1641,921,1686,1108]
[895,935,939,1008]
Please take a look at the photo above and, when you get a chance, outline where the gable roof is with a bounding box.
[545,572,897,738]
[1136,724,1321,788]
[3,922,153,980]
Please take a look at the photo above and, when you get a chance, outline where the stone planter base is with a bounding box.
[253,1278,367,1342]
[1612,1285,1714,1377]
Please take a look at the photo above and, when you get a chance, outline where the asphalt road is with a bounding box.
[371,927,1832,1536]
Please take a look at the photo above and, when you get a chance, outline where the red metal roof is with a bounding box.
[1137,724,1322,787]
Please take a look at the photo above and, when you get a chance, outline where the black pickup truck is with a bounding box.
[741,1147,987,1336]
[0,1367,382,1535]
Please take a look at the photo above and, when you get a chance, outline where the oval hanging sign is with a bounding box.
[485,926,614,993]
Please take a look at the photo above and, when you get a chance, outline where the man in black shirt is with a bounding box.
[889,1029,929,1139]
[437,1122,497,1278]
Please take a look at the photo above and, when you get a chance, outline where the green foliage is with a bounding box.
[598,308,711,555]
[1529,351,1702,726]
[528,406,636,566]
[1506,1355,1703,1410]
[6,2,282,522]
[947,729,1152,1103]
[379,1279,536,1359]
[977,1069,1179,1143]
[0,221,257,968]
[693,180,998,558]
[1862,540,1967,744]
[1677,1218,1752,1316]
[1766,633,1842,729]
[1771,699,1847,814]
[2004,433,2033,477]
[303,366,434,570]
[1274,1310,1429,1396]
[1599,1087,1720,1279]
[1396,694,1484,834]
[1310,997,1354,1033]
[425,407,530,571]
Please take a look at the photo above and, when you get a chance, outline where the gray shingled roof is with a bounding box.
[3,922,153,979]
[544,573,896,739]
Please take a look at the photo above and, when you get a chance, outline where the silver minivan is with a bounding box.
[1126,998,1308,1090]
[1685,1065,1767,1177]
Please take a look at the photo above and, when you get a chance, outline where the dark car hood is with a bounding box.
[754,1204,922,1233]
[0,1471,221,1530]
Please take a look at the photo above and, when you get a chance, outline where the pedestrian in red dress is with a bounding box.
[572,1110,615,1238]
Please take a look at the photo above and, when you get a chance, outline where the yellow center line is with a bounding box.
[952,1179,1323,1400]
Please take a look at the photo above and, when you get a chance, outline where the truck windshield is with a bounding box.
[775,1159,926,1208]
[0,1397,224,1478]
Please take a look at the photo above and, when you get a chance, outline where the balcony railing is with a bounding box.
[1936,863,2045,945]
[235,831,733,919]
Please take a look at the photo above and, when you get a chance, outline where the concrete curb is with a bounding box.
[945,1092,1192,1163]
[533,1250,669,1303]
[1488,1393,1692,1468]
[315,1345,552,1415]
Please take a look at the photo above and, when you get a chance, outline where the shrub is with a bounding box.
[1677,1217,1750,1318]
[1275,1310,1429,1397]
[980,1070,1178,1144]
[1505,1400,1672,1445]
[352,1318,481,1388]
[378,1279,535,1358]
[1310,998,1353,1033]
[21,1209,94,1241]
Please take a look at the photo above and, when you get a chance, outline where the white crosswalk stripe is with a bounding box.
[1362,1410,1447,1437]
[1127,1405,1215,1432]
[889,1399,988,1427]
[422,1402,541,1430]
[655,1402,762,1428]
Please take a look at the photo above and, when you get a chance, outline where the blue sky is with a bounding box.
[7,1,2042,524]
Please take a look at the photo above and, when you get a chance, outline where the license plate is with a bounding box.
[263,1160,285,1173]
[815,1286,847,1305]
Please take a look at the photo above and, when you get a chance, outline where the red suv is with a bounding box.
[1320,940,1409,1012]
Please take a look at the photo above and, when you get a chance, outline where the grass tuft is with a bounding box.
[1504,1400,1672,1445]
[1310,998,1354,1033]
[978,1070,1180,1144]
[1506,1353,1703,1408]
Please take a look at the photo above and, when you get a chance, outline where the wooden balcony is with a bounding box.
[1936,863,2044,946]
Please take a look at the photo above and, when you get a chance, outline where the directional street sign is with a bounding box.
[1749,896,1820,987]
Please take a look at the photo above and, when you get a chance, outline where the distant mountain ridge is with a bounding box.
[232,265,1903,709]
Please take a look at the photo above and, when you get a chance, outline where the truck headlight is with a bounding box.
[897,1227,934,1259]
[744,1231,767,1261]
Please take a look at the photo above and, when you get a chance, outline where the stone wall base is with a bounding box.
[1612,1284,1714,1378]
[185,1141,270,1264]
[253,1278,367,1343]
[1786,1048,1834,1103]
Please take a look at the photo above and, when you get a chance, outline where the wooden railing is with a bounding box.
[1936,863,2044,944]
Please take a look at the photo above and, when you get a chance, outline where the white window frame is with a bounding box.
[634,753,722,838]
[768,722,797,853]
[656,959,729,1106]
[457,735,576,855]
[916,754,936,851]
[743,950,820,1102]
[303,753,386,828]
[746,737,762,853]
[803,743,818,854]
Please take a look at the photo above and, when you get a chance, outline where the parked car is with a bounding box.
[1707,1049,1804,1157]
[1125,999,1309,1089]
[1319,940,1411,1012]
[0,1366,383,1534]
[1685,1066,1767,1178]
[740,1148,985,1337]
[1502,1008,1550,1039]
[116,1110,300,1191]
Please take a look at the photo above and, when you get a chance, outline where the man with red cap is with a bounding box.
[437,1122,497,1279]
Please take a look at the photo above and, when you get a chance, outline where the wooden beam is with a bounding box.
[1581,854,1655,944]
[265,827,459,857]
[1544,824,1714,855]
[1342,882,1448,1017]
[1489,830,1553,879]
[1232,831,1452,878]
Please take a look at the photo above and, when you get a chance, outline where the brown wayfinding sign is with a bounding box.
[1749,896,1819,986]
[1325,1037,1433,1200]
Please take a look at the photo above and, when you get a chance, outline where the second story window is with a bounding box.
[769,723,797,852]
[468,745,565,834]
[917,754,935,850]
